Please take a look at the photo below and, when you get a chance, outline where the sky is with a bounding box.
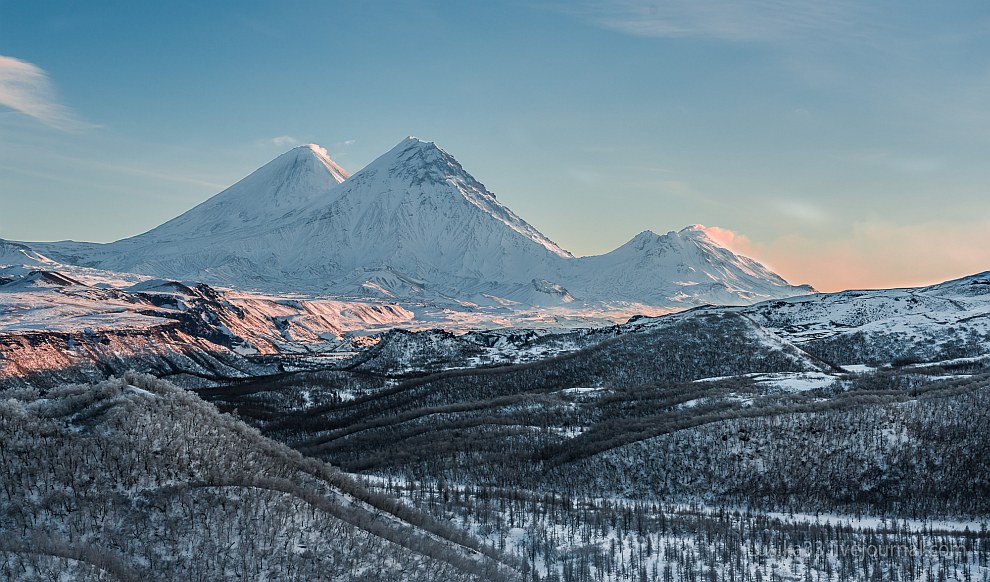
[1,1,989,292]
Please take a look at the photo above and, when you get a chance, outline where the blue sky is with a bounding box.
[1,1,989,291]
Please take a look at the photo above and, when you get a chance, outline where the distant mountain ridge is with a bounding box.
[17,137,813,308]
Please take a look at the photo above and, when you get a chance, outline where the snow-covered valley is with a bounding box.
[5,266,990,581]
[3,139,990,581]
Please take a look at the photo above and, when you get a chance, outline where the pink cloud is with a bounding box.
[701,225,762,257]
[706,222,990,292]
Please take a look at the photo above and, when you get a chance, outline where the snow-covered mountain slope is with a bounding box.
[353,270,990,381]
[274,137,576,302]
[0,239,53,268]
[605,270,990,369]
[3,264,990,389]
[0,374,516,580]
[134,143,350,240]
[565,225,813,306]
[25,137,810,308]
[738,272,990,343]
[0,268,421,386]
[32,144,351,285]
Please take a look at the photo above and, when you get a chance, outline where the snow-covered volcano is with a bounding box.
[25,137,812,308]
[140,143,350,239]
[567,226,812,306]
[30,143,351,283]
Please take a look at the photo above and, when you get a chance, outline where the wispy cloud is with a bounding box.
[566,0,866,43]
[265,136,355,154]
[0,55,95,131]
[3,146,229,194]
[271,135,301,147]
[103,164,229,192]
[774,200,831,225]
[845,149,946,175]
[701,225,759,256]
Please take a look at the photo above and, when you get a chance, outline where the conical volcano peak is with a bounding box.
[338,136,574,260]
[281,143,350,184]
[666,225,714,243]
[616,230,679,255]
[228,143,349,207]
[114,143,351,243]
[626,227,711,248]
[679,224,708,234]
[399,135,432,147]
[370,136,466,187]
[301,143,328,153]
[396,136,440,152]
[631,229,660,240]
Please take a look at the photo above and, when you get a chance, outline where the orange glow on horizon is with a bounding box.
[700,222,990,293]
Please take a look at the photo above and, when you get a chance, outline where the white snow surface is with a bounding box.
[734,272,990,347]
[0,239,54,267]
